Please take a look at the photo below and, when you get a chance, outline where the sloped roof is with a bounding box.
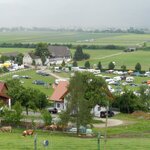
[48,46,71,58]
[0,82,7,92]
[50,81,69,102]
[1,52,19,57]
[28,52,41,59]
[0,82,9,99]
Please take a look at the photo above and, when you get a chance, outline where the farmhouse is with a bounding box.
[50,81,69,112]
[47,46,71,65]
[50,80,106,116]
[23,52,42,66]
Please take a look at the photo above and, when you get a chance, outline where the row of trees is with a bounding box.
[72,60,143,72]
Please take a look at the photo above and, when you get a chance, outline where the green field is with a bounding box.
[0,31,150,46]
[0,130,150,150]
[73,49,150,71]
[0,48,34,54]
[0,69,55,96]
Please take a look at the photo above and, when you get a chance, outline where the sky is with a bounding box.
[0,0,149,29]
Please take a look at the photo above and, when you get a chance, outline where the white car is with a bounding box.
[69,127,77,133]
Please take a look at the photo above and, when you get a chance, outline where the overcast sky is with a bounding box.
[0,0,149,28]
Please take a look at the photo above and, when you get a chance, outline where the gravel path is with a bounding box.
[93,117,123,128]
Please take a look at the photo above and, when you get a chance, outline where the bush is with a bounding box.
[3,102,23,126]
[41,110,52,125]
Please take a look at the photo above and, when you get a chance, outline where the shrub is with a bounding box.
[41,110,52,125]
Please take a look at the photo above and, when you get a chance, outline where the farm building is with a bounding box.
[50,80,107,116]
[23,52,42,66]
[50,81,69,112]
[46,46,71,65]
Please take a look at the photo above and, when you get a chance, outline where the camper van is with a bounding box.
[126,77,134,83]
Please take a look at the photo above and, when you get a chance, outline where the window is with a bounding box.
[98,107,101,111]
[57,103,60,108]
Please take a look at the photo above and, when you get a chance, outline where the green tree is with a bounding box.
[97,61,102,70]
[135,63,141,72]
[7,79,48,115]
[73,46,84,61]
[63,72,112,135]
[35,43,49,57]
[41,110,52,125]
[84,61,90,69]
[138,85,150,111]
[121,65,126,71]
[116,88,138,113]
[72,61,78,67]
[3,102,23,126]
[0,55,9,63]
[16,53,24,65]
[61,60,66,67]
[108,62,115,70]
[35,43,50,65]
[73,46,90,61]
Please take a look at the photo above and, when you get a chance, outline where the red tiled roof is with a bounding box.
[50,81,69,102]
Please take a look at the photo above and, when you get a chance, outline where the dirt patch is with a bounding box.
[131,111,150,120]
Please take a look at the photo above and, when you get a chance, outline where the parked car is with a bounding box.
[32,80,45,85]
[48,107,58,114]
[20,75,31,79]
[100,110,114,118]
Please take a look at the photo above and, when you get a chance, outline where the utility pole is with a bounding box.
[104,101,109,150]
[34,134,37,150]
[98,132,100,150]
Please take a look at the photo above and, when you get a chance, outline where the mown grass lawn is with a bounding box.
[0,129,150,150]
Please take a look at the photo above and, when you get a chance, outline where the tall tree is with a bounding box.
[121,65,126,71]
[16,53,24,65]
[63,72,112,135]
[84,61,90,69]
[35,43,50,65]
[108,62,115,70]
[73,46,84,61]
[61,60,66,67]
[135,63,141,72]
[97,61,102,70]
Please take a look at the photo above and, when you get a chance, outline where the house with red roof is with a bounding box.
[0,82,10,106]
[50,81,69,111]
[50,80,107,116]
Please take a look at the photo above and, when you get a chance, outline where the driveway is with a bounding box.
[93,117,123,128]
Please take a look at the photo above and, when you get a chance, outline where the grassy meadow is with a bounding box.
[0,69,55,96]
[1,113,150,150]
[0,47,34,54]
[0,129,150,150]
[72,49,150,71]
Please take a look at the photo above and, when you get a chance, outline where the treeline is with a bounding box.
[0,27,148,34]
[0,42,125,50]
